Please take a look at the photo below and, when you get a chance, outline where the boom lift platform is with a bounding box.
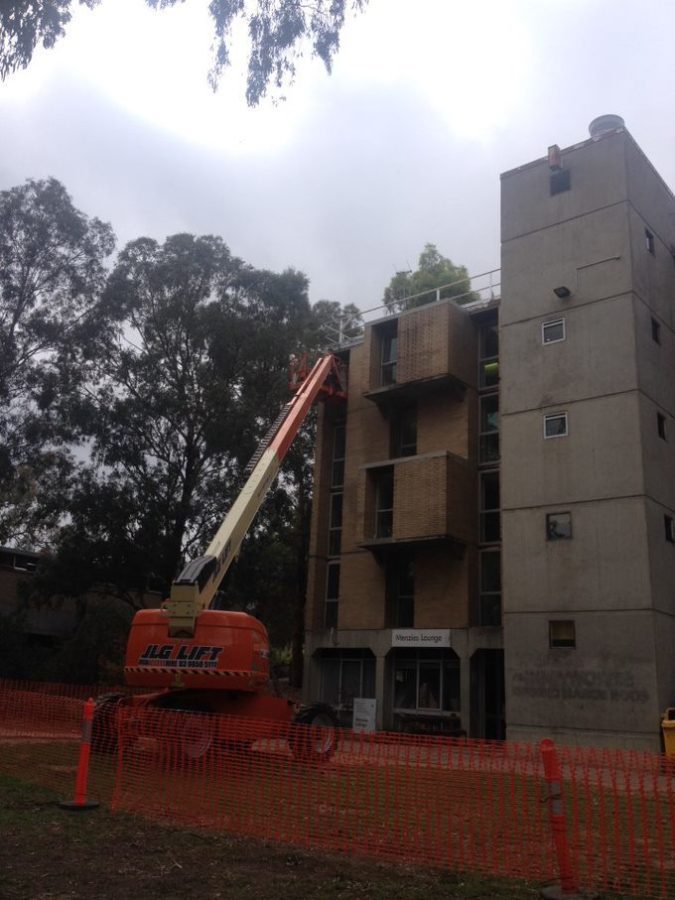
[94,353,347,760]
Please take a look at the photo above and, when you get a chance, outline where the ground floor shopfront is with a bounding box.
[303,628,505,739]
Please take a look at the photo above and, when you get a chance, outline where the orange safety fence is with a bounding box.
[1,681,673,899]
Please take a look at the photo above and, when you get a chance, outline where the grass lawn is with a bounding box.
[0,772,546,899]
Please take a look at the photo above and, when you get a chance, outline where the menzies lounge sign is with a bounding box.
[391,629,451,648]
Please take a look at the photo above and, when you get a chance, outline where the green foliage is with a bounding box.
[383,243,478,312]
[1,1,368,106]
[0,178,115,547]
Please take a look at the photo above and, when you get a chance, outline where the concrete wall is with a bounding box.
[500,126,675,750]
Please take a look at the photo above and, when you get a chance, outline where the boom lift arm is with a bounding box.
[166,353,346,636]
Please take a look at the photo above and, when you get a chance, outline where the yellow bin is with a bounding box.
[662,708,675,760]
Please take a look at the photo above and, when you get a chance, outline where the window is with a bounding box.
[479,549,501,626]
[324,562,340,628]
[320,651,375,719]
[479,322,499,388]
[549,620,576,649]
[386,553,415,627]
[328,492,343,555]
[658,413,667,440]
[651,318,661,345]
[392,650,460,713]
[542,318,565,344]
[550,169,571,195]
[391,406,417,458]
[546,512,572,540]
[374,467,394,538]
[544,412,568,438]
[479,394,500,463]
[331,423,346,488]
[380,324,398,386]
[665,515,675,543]
[645,228,655,255]
[480,471,500,543]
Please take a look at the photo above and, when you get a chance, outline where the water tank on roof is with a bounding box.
[589,115,625,140]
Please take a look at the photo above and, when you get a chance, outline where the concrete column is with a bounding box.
[375,653,387,730]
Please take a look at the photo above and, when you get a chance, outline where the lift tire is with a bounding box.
[91,693,126,754]
[172,710,215,763]
[290,704,339,762]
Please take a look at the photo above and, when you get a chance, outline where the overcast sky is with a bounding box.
[1,0,674,310]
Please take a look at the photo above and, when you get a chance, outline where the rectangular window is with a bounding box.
[665,515,675,543]
[325,562,340,628]
[479,393,500,463]
[479,322,499,388]
[549,620,576,649]
[544,412,568,439]
[391,406,417,458]
[479,549,501,626]
[321,652,376,715]
[480,471,500,543]
[328,492,343,555]
[658,413,667,441]
[380,325,398,386]
[387,553,415,628]
[392,652,460,713]
[645,228,655,255]
[546,512,572,540]
[550,169,571,195]
[374,468,394,538]
[651,318,661,345]
[542,318,565,344]
[331,423,346,488]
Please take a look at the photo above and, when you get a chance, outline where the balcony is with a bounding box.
[363,302,476,409]
[358,452,475,554]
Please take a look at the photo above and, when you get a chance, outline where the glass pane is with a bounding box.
[326,563,340,599]
[325,599,338,629]
[395,595,414,628]
[480,433,500,464]
[546,512,572,540]
[418,664,441,710]
[442,663,460,712]
[382,334,398,364]
[480,324,498,359]
[543,320,564,343]
[341,660,362,708]
[480,394,499,432]
[362,658,376,698]
[480,360,499,388]
[480,550,501,592]
[330,493,343,528]
[333,425,346,460]
[381,361,397,386]
[331,459,344,488]
[550,620,575,648]
[545,414,567,437]
[393,664,417,709]
[328,529,342,556]
[322,658,340,705]
[480,594,502,626]
[376,510,393,538]
[481,472,500,511]
[481,511,501,543]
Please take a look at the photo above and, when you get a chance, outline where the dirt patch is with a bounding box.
[0,775,542,900]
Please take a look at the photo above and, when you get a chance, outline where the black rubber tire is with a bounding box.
[290,704,339,762]
[175,711,215,762]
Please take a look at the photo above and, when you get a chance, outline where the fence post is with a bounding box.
[539,739,580,896]
[59,697,100,811]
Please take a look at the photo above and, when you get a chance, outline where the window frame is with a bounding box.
[479,392,500,463]
[543,412,568,439]
[651,317,661,345]
[386,552,415,628]
[665,515,675,544]
[645,228,655,255]
[479,547,501,626]
[324,561,340,628]
[380,324,398,386]
[542,318,566,345]
[657,413,667,441]
[392,651,460,715]
[373,467,394,538]
[390,405,417,458]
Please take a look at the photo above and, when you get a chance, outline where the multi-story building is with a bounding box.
[303,116,675,751]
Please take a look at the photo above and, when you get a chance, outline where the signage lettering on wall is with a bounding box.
[391,629,451,648]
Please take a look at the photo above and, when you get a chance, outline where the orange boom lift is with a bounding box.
[95,354,346,759]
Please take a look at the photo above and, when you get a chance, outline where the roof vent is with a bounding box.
[589,114,625,140]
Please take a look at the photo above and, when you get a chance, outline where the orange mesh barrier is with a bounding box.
[1,681,674,899]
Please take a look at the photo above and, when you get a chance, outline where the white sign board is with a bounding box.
[392,629,451,648]
[352,697,377,733]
